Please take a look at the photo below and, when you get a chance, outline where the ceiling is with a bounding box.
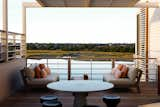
[36,0,140,7]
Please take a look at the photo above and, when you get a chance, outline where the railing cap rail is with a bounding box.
[26,56,157,60]
[0,30,24,35]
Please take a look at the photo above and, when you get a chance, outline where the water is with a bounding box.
[27,59,134,80]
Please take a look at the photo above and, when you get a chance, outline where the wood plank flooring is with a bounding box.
[0,82,160,107]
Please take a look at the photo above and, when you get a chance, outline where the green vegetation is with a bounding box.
[27,43,135,52]
[27,43,135,60]
[27,50,134,61]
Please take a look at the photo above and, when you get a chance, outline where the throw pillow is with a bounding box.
[121,65,128,78]
[39,64,45,70]
[127,66,137,81]
[29,63,38,69]
[25,68,35,79]
[34,66,41,78]
[112,67,117,74]
[117,64,123,71]
[44,67,51,75]
[41,69,48,78]
[114,69,122,79]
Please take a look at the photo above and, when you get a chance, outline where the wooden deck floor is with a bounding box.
[0,82,160,107]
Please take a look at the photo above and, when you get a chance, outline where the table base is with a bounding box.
[73,92,88,107]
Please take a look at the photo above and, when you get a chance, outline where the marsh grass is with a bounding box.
[27,50,134,61]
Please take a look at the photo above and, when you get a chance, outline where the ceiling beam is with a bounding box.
[128,0,140,7]
[63,0,68,7]
[35,0,141,7]
[84,0,91,7]
[109,0,113,7]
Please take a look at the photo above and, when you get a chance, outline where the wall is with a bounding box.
[0,59,25,102]
[149,8,160,63]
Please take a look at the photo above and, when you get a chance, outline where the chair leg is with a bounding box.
[137,85,141,93]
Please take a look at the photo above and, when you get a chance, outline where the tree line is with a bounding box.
[27,43,135,53]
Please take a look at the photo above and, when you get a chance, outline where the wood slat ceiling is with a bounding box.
[36,0,140,7]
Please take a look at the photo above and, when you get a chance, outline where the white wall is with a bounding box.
[149,8,160,64]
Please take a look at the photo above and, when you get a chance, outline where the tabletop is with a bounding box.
[47,80,114,93]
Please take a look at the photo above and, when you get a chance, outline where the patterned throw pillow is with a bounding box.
[39,64,45,70]
[120,65,128,78]
[34,66,41,78]
[25,68,35,79]
[117,64,123,70]
[41,69,48,78]
[114,69,122,79]
[112,67,117,74]
[44,67,51,75]
[112,64,123,75]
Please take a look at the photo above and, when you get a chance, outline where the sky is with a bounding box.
[0,0,138,43]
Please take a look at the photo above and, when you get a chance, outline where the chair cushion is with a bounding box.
[34,66,42,78]
[114,69,122,79]
[25,68,35,79]
[44,67,51,75]
[109,78,136,87]
[103,73,115,81]
[112,64,123,75]
[27,73,59,86]
[112,67,117,74]
[121,65,128,78]
[41,69,48,78]
[117,64,123,70]
[127,66,137,81]
[112,65,128,78]
[103,73,136,87]
[39,64,46,69]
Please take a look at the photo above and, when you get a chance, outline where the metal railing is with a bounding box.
[27,57,157,81]
[0,30,25,62]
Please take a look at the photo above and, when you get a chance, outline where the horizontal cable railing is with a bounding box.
[27,57,157,81]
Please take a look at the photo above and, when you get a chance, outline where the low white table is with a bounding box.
[47,80,114,107]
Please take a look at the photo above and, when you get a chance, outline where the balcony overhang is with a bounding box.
[135,0,160,8]
[36,0,140,7]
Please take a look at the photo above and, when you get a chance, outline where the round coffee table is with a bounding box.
[47,80,114,107]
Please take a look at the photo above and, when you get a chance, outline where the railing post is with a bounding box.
[3,0,8,62]
[146,60,149,82]
[158,65,160,95]
[112,58,115,69]
[46,58,48,67]
[68,57,71,80]
[13,34,16,45]
[13,34,16,59]
[145,3,149,82]
[90,59,92,80]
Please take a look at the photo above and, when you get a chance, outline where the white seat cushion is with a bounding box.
[27,73,59,86]
[103,73,136,87]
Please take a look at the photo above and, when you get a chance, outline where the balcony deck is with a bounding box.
[0,82,160,107]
